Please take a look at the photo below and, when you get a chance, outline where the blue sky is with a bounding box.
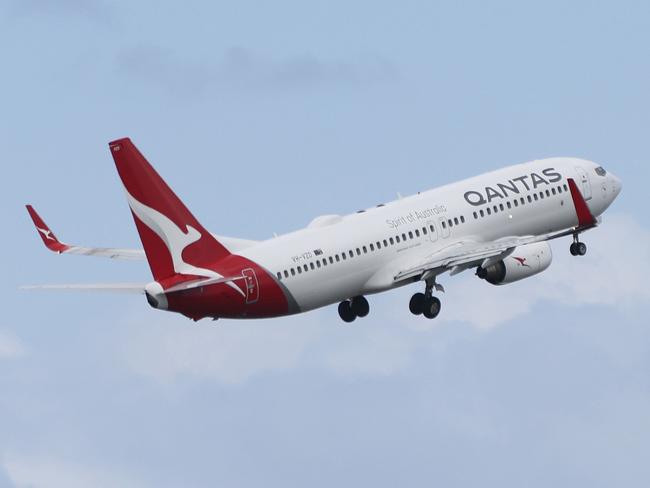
[1,1,649,486]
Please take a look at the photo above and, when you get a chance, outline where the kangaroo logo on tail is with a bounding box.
[125,190,245,297]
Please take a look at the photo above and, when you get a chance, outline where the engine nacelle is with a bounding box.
[477,242,552,285]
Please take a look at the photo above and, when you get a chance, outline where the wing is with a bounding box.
[393,177,598,283]
[26,205,260,259]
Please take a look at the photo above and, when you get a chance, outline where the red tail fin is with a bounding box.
[109,138,230,281]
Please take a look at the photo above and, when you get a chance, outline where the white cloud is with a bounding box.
[123,311,323,385]
[122,213,649,383]
[123,301,415,385]
[3,454,143,488]
[0,330,25,360]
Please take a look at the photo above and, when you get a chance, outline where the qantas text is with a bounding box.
[463,168,562,206]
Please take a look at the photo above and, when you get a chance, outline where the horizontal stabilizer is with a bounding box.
[20,283,145,294]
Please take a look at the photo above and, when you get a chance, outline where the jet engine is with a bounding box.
[476,242,552,285]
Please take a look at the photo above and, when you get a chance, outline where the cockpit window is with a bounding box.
[595,166,607,176]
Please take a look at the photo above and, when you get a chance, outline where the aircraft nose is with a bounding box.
[610,173,622,197]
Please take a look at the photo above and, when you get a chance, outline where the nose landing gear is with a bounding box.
[570,234,587,256]
[409,277,442,319]
[338,295,370,323]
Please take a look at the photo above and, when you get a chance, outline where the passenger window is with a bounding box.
[291,268,296,276]
[520,197,525,205]
[506,201,511,209]
[480,209,485,217]
[329,256,334,264]
[460,216,465,223]
[563,183,568,191]
[487,208,492,215]
[277,272,282,280]
[442,221,447,228]
[422,227,428,235]
[322,259,327,266]
[284,270,289,278]
[429,225,435,232]
[533,194,538,201]
[409,231,414,239]
[402,233,406,241]
[527,195,532,203]
[342,253,346,260]
[349,250,354,258]
[362,246,367,254]
[415,229,420,237]
[545,189,550,197]
[396,235,401,243]
[473,211,478,219]
[383,239,388,247]
[389,237,394,245]
[499,204,504,211]
[557,186,562,194]
[552,188,557,195]
[453,217,459,225]
[514,199,519,207]
[356,248,361,256]
[317,261,322,268]
[304,264,309,272]
[370,243,375,251]
[493,206,498,213]
[377,241,382,249]
[297,267,302,274]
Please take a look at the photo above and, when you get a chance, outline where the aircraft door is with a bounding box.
[426,220,438,242]
[575,166,592,200]
[439,216,450,239]
[242,268,259,304]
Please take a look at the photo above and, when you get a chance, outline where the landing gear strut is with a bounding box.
[570,234,587,256]
[409,277,442,319]
[338,295,369,323]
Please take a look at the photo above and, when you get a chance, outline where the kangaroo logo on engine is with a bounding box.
[464,168,562,207]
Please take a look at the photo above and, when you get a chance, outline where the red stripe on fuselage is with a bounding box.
[159,254,290,320]
[567,178,597,227]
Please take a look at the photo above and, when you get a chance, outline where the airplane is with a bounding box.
[25,138,622,322]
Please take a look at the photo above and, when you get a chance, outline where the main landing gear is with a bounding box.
[569,234,587,256]
[338,295,370,323]
[409,278,442,319]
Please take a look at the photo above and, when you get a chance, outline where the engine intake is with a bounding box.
[477,242,552,285]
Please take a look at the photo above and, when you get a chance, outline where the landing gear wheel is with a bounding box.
[338,301,356,323]
[570,241,587,256]
[409,293,425,315]
[351,296,370,318]
[422,296,441,319]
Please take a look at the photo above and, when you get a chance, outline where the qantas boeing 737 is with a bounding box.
[25,138,622,322]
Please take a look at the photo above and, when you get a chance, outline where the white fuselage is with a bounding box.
[239,158,621,313]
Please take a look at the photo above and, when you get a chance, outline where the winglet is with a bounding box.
[25,205,70,253]
[567,178,597,228]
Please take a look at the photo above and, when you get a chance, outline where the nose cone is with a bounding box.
[610,172,622,199]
